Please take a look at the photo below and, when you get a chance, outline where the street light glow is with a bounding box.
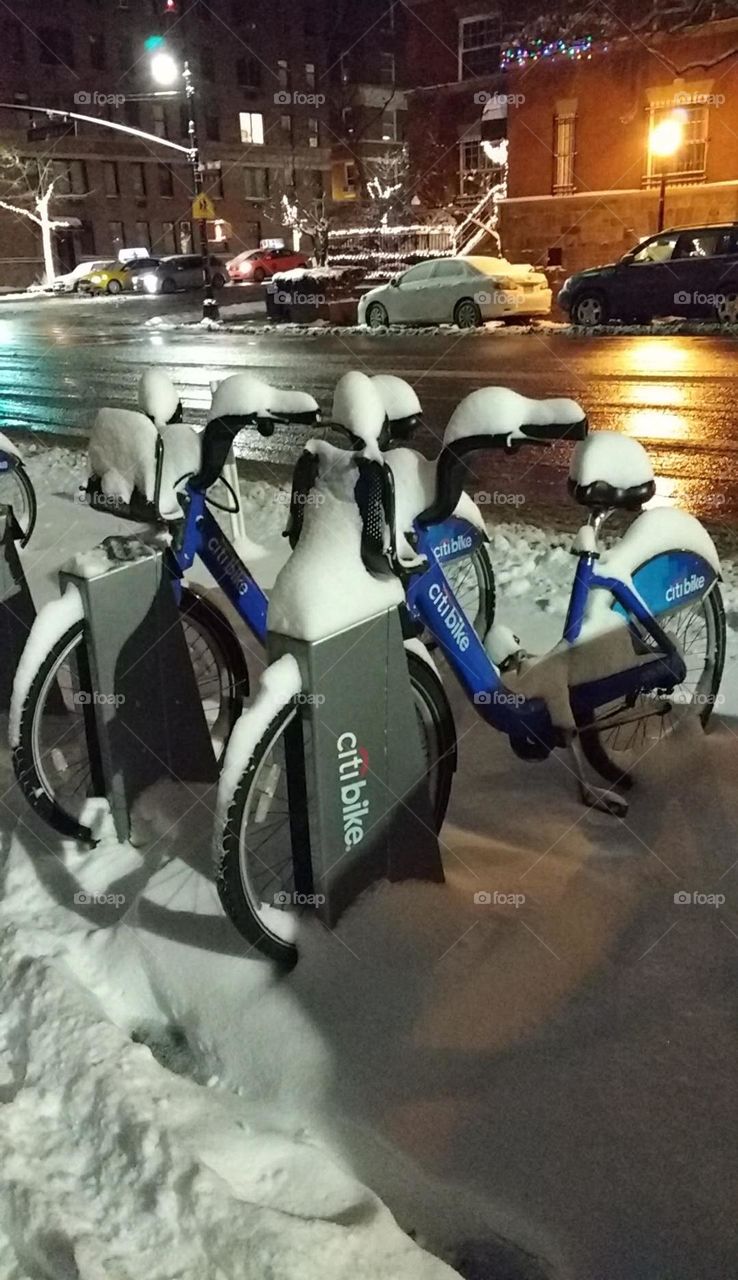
[650,112,685,158]
[150,50,180,86]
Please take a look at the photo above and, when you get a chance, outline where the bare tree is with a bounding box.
[0,151,74,284]
[277,191,331,265]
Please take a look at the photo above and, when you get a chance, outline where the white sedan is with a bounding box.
[358,255,552,329]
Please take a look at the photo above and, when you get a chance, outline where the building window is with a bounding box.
[553,111,576,195]
[210,169,225,198]
[152,103,169,140]
[178,221,193,253]
[3,18,24,63]
[131,163,146,199]
[89,32,106,70]
[380,52,395,85]
[308,117,319,147]
[161,221,177,254]
[459,136,501,195]
[69,160,89,195]
[239,111,264,144]
[280,114,293,139]
[109,220,125,253]
[158,164,174,197]
[134,220,150,249]
[379,110,397,142]
[38,28,74,67]
[103,161,120,197]
[244,167,269,199]
[458,15,500,79]
[236,57,262,91]
[277,59,289,89]
[305,62,315,89]
[646,103,708,182]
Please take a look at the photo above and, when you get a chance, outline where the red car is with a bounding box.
[227,246,308,283]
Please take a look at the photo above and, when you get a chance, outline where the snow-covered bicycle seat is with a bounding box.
[191,374,320,493]
[444,386,587,449]
[332,372,423,453]
[138,369,183,428]
[418,386,588,526]
[568,431,656,511]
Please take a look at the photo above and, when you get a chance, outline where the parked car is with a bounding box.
[558,222,738,326]
[78,259,159,295]
[226,246,308,283]
[132,254,228,294]
[51,260,111,293]
[357,256,552,329]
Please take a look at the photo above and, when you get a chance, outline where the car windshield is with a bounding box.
[629,235,678,264]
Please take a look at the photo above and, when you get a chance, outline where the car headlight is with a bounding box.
[142,274,160,293]
[90,275,103,284]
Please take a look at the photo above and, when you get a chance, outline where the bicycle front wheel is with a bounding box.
[438,543,495,639]
[215,650,456,966]
[12,587,248,842]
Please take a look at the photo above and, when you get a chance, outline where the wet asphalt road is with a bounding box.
[0,290,736,523]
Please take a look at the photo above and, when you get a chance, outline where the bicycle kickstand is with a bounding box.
[568,734,629,818]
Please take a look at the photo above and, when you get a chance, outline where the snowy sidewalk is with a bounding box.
[2,446,738,1278]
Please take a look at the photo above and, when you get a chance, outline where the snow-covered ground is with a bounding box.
[2,443,738,1279]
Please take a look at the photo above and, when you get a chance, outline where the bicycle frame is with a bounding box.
[409,530,704,756]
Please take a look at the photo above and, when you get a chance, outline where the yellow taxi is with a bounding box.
[77,258,158,295]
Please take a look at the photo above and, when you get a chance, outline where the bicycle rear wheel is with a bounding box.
[215,649,456,965]
[0,462,36,547]
[12,587,248,842]
[577,583,725,786]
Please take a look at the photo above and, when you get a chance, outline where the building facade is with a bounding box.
[0,0,333,287]
[500,16,738,274]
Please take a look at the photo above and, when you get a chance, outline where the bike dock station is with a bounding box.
[269,606,445,928]
[0,504,35,713]
[60,532,218,842]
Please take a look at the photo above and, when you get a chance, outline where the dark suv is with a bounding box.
[558,223,738,326]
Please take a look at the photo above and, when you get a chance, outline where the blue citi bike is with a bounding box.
[11,374,493,843]
[212,381,725,964]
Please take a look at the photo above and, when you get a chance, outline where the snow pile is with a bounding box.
[8,584,84,747]
[138,369,181,428]
[271,266,355,284]
[445,387,585,446]
[370,374,421,425]
[332,372,385,456]
[210,373,318,423]
[269,443,404,641]
[88,408,201,517]
[0,431,21,459]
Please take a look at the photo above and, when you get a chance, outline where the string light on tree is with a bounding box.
[501,35,599,68]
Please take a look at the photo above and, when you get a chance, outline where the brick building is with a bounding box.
[0,0,334,287]
[500,16,738,273]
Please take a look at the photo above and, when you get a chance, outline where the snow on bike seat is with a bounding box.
[88,408,201,520]
[209,373,319,426]
[332,372,423,453]
[445,386,587,448]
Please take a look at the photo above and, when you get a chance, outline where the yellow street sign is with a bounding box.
[191,193,215,221]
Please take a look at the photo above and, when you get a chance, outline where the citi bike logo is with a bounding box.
[428,581,470,652]
[208,536,250,596]
[434,532,473,560]
[336,732,370,852]
[665,572,705,604]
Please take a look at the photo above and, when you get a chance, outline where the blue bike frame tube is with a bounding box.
[563,554,595,643]
[177,485,269,644]
[420,516,485,566]
[407,554,553,743]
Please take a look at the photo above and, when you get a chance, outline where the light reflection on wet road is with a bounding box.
[0,294,735,523]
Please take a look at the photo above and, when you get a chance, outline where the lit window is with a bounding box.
[308,117,319,147]
[239,111,264,144]
[459,15,500,79]
[646,103,707,183]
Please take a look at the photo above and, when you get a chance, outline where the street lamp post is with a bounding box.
[149,42,219,322]
[650,112,685,233]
